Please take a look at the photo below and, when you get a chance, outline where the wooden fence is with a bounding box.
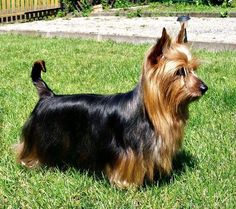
[0,0,61,23]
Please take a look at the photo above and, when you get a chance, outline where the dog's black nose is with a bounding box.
[200,83,208,95]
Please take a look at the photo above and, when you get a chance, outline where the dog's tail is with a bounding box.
[31,60,54,98]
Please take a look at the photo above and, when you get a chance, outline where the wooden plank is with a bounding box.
[34,0,38,10]
[22,0,25,20]
[56,0,60,7]
[40,0,43,10]
[31,0,33,10]
[28,0,31,11]
[1,0,6,15]
[24,0,28,12]
[10,0,14,22]
[15,0,20,13]
[48,0,50,7]
[12,0,16,12]
[0,11,25,17]
[1,0,6,20]
[7,0,10,13]
[20,0,23,12]
[18,0,22,21]
[47,0,51,8]
[55,0,59,8]
[44,0,47,9]
[52,0,55,8]
[37,0,41,9]
[40,0,44,10]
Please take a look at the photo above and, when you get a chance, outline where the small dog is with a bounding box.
[15,26,208,188]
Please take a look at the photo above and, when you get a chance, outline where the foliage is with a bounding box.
[209,0,224,5]
[220,10,228,16]
[135,1,236,16]
[61,0,92,16]
[0,34,235,208]
[152,0,232,6]
[101,0,110,9]
[60,0,235,17]
[113,0,147,8]
[114,0,132,8]
[80,0,93,16]
[62,0,77,13]
[57,10,67,17]
[61,0,235,10]
[127,8,142,17]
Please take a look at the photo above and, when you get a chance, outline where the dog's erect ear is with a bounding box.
[176,23,185,44]
[145,28,171,69]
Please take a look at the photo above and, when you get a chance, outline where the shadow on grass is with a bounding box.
[15,149,198,189]
[149,149,198,187]
[91,149,199,188]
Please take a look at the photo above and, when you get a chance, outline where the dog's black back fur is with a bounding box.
[21,61,155,171]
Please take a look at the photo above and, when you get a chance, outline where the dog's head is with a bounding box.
[142,26,208,115]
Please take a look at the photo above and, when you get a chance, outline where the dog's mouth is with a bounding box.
[190,82,208,101]
[187,90,208,103]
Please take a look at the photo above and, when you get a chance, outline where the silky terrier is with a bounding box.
[15,26,208,188]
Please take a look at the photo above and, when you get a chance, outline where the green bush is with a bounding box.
[61,0,92,16]
[61,0,233,13]
[150,0,230,6]
[114,0,131,8]
[209,0,224,5]
[61,0,76,13]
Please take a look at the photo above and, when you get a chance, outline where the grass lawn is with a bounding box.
[144,2,236,13]
[113,2,236,13]
[0,34,235,208]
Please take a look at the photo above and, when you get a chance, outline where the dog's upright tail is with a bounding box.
[31,60,54,98]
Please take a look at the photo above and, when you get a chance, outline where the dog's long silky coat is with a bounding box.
[15,26,208,187]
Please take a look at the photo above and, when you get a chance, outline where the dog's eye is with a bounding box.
[176,67,186,77]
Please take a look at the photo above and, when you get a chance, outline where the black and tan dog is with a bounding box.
[15,26,208,188]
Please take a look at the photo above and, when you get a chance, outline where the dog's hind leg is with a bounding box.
[13,141,40,168]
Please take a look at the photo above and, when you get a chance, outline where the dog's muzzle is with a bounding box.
[200,82,208,95]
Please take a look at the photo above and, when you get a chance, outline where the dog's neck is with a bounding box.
[136,81,187,175]
[121,83,188,175]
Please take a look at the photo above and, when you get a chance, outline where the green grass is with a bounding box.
[146,2,236,13]
[0,34,235,208]
[114,2,236,17]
